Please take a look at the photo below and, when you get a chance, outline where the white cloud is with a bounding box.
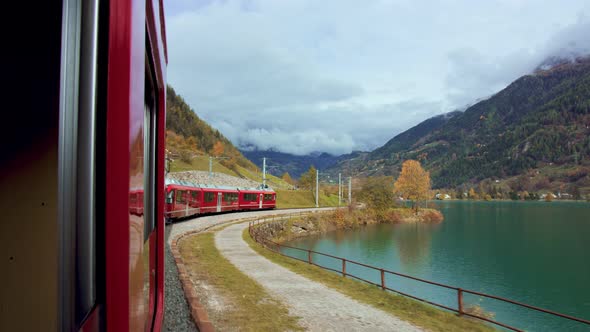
[165,0,590,155]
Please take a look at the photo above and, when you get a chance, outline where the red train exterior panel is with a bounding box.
[105,0,167,331]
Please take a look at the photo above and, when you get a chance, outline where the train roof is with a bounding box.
[165,178,275,192]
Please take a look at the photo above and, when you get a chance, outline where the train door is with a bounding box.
[217,192,222,212]
[259,193,263,209]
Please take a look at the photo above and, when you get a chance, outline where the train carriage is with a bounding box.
[1,0,168,331]
[165,184,203,219]
[164,182,276,221]
[200,186,240,214]
[261,190,277,210]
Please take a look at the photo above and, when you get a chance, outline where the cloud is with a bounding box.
[445,14,590,108]
[165,0,590,155]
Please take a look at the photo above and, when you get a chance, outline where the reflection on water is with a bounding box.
[392,223,434,272]
[284,202,590,331]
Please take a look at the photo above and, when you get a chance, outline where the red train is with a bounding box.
[2,0,168,331]
[164,181,277,221]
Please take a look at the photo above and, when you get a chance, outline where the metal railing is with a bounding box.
[248,215,590,332]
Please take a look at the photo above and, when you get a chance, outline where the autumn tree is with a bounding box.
[358,176,395,211]
[393,160,431,211]
[281,172,295,185]
[212,140,224,157]
[299,166,317,191]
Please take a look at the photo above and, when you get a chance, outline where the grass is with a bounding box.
[242,229,495,332]
[179,232,303,331]
[276,189,341,209]
[170,156,238,177]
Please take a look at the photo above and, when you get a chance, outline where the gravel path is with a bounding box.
[216,222,424,332]
[163,208,333,331]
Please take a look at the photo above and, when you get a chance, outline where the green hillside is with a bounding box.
[166,85,294,189]
[276,190,340,209]
[166,85,257,173]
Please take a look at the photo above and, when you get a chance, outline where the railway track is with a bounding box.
[163,207,333,331]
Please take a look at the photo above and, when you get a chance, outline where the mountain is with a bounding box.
[327,57,590,190]
[370,111,462,160]
[239,149,347,178]
[166,86,258,172]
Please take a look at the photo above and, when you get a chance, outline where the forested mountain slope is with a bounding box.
[166,86,258,173]
[328,58,590,190]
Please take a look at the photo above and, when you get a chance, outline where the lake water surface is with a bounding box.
[282,201,590,331]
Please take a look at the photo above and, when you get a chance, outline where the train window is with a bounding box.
[224,193,236,202]
[204,192,215,202]
[191,191,198,200]
[141,41,159,331]
[243,193,257,201]
[167,190,174,204]
[176,190,185,203]
[264,194,273,201]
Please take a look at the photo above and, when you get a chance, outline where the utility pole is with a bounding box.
[209,155,229,180]
[209,156,213,178]
[338,173,342,207]
[348,176,352,205]
[262,157,267,188]
[316,169,319,208]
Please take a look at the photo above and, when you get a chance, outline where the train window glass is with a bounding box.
[264,194,273,201]
[141,42,159,330]
[167,190,174,204]
[204,192,215,202]
[243,193,257,201]
[176,190,185,203]
[191,191,198,200]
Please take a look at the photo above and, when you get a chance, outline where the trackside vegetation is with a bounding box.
[178,232,303,331]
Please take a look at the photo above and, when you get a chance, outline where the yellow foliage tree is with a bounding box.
[299,166,317,191]
[281,172,295,185]
[212,141,224,157]
[468,188,478,200]
[393,160,431,211]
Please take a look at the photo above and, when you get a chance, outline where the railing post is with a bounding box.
[308,250,312,264]
[380,269,385,290]
[342,259,346,277]
[458,288,463,316]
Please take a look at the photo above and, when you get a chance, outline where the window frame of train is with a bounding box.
[224,192,238,202]
[166,189,174,204]
[176,190,186,204]
[204,192,215,203]
[264,194,274,201]
[243,193,258,201]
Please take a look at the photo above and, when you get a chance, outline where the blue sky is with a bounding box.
[164,0,590,155]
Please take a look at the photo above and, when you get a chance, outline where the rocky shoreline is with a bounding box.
[253,208,444,243]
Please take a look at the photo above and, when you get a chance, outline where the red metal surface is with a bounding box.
[105,0,167,330]
[249,216,590,332]
[79,306,101,332]
[105,0,135,329]
[146,0,167,329]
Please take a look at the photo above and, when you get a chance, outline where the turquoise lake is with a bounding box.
[281,201,590,331]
